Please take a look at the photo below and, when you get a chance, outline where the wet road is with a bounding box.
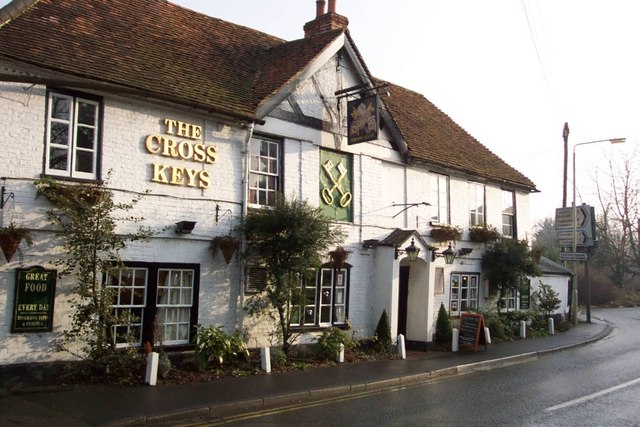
[213,308,640,426]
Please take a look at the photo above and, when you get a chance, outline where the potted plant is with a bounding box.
[0,223,33,262]
[469,225,501,243]
[211,235,240,264]
[429,224,462,243]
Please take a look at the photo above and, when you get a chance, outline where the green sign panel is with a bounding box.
[12,267,57,332]
[520,280,531,310]
[319,150,353,222]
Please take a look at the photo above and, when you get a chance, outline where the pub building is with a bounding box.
[0,0,562,368]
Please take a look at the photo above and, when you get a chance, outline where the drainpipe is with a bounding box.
[237,122,255,331]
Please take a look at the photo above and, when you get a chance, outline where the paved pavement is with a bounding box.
[0,316,612,426]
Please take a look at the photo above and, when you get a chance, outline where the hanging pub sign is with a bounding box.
[347,95,379,145]
[12,267,57,333]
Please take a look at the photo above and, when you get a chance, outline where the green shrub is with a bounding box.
[270,346,287,368]
[613,289,640,307]
[485,314,510,341]
[532,281,561,317]
[317,327,351,360]
[193,325,249,370]
[374,310,392,353]
[434,303,452,347]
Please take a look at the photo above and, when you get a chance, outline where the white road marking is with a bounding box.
[545,377,640,412]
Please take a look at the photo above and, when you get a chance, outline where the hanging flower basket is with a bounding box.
[469,225,501,243]
[329,246,351,269]
[211,235,240,264]
[429,225,462,243]
[0,223,33,262]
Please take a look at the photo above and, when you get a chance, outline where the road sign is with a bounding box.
[556,230,590,247]
[555,206,588,229]
[559,252,588,262]
[555,205,596,248]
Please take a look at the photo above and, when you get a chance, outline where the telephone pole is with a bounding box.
[562,122,569,207]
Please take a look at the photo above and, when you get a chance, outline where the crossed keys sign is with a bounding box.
[321,160,352,208]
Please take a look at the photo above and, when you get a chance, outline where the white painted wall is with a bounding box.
[0,44,535,364]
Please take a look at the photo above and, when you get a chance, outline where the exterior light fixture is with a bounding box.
[396,238,420,262]
[432,243,455,264]
[175,221,196,234]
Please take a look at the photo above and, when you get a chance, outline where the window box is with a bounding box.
[469,225,501,243]
[430,224,462,243]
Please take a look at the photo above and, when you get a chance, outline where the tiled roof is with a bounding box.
[380,228,417,247]
[382,82,537,190]
[0,0,286,120]
[538,256,572,276]
[0,0,535,190]
[253,29,344,109]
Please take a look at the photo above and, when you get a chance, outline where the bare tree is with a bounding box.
[594,149,640,287]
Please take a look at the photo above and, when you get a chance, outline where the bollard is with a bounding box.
[338,343,345,363]
[452,328,459,352]
[261,347,271,373]
[145,352,159,386]
[520,320,526,338]
[548,317,555,335]
[484,326,492,344]
[397,334,406,360]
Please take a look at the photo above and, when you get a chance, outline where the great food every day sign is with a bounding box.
[145,119,216,189]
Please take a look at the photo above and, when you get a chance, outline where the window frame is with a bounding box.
[468,182,486,226]
[106,267,148,348]
[44,89,102,181]
[501,189,517,238]
[449,273,480,316]
[103,262,199,349]
[429,173,450,224]
[248,136,282,207]
[291,264,350,329]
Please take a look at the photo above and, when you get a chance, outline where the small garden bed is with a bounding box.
[55,341,398,387]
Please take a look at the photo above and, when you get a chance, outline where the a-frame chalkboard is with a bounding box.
[458,313,488,352]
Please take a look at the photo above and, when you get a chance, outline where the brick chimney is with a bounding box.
[304,0,348,38]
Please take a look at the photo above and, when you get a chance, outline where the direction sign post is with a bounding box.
[559,252,588,262]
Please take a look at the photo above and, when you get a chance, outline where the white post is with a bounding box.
[452,328,459,352]
[261,347,271,373]
[145,352,159,386]
[338,343,345,363]
[484,326,492,344]
[397,334,406,360]
[520,320,526,338]
[548,317,555,335]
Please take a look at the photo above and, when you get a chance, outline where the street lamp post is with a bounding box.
[571,137,625,325]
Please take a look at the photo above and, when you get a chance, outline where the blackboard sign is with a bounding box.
[12,267,57,332]
[458,313,488,352]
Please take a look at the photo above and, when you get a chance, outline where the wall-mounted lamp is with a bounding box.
[458,247,473,256]
[432,243,456,264]
[175,221,196,234]
[395,238,420,262]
